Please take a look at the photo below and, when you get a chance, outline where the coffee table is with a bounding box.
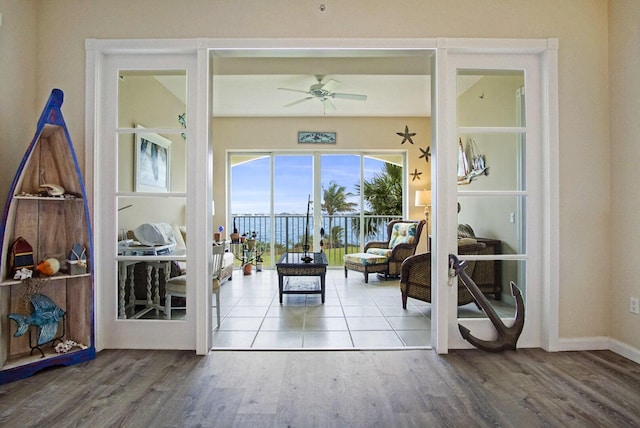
[276,252,328,303]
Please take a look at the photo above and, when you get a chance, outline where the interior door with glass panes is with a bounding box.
[447,53,543,349]
[97,52,202,350]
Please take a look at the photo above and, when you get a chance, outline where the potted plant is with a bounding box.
[230,219,240,243]
[242,262,252,275]
[246,231,256,251]
[214,225,224,242]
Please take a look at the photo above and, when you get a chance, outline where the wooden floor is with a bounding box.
[1,348,639,427]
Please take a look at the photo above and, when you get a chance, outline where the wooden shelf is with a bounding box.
[2,345,89,371]
[0,89,95,384]
[0,273,91,287]
[13,195,84,201]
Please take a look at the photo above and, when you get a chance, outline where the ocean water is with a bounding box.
[230,214,395,248]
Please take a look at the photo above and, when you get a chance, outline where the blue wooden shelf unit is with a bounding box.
[0,89,95,384]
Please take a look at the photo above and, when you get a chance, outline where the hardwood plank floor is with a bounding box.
[0,348,639,427]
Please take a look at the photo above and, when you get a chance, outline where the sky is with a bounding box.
[230,154,387,214]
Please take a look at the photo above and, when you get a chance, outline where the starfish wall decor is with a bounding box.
[410,169,422,181]
[419,146,431,163]
[396,125,416,145]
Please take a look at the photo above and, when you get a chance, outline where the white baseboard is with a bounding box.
[609,338,640,364]
[557,336,640,364]
[557,336,610,351]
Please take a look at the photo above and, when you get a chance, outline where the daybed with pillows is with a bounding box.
[121,223,233,315]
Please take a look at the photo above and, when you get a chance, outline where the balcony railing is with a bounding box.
[231,214,402,267]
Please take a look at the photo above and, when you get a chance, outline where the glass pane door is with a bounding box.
[361,154,405,243]
[447,52,544,350]
[456,69,526,318]
[274,155,314,258]
[96,50,201,351]
[229,154,314,269]
[116,70,188,321]
[320,154,360,265]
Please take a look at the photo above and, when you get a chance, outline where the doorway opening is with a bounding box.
[210,49,435,349]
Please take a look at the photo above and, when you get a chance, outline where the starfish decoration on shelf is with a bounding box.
[410,169,422,181]
[419,146,431,163]
[396,125,416,145]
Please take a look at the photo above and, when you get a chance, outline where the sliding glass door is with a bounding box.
[229,152,405,268]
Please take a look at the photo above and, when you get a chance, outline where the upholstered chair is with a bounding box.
[399,240,486,308]
[344,219,426,283]
[363,219,426,277]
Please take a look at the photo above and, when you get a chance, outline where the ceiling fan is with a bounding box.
[278,75,368,110]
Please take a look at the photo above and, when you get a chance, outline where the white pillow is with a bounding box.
[171,224,187,251]
[134,223,176,246]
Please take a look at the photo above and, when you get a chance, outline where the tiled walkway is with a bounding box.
[212,268,432,349]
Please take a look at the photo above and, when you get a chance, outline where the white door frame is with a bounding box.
[86,38,558,355]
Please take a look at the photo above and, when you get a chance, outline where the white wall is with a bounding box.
[0,0,37,208]
[117,74,188,232]
[1,0,620,346]
[609,0,640,352]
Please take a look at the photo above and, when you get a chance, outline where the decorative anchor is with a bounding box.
[448,254,525,352]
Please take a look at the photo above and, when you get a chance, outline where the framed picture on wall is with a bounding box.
[298,131,337,144]
[134,125,172,192]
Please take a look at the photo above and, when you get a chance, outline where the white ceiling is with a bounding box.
[156,54,480,118]
[156,71,484,119]
[157,53,435,117]
[211,74,431,117]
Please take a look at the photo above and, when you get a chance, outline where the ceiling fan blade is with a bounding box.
[320,79,341,93]
[331,92,368,101]
[278,87,310,94]
[284,97,313,107]
[323,98,337,111]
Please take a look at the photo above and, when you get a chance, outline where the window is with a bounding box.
[228,152,406,267]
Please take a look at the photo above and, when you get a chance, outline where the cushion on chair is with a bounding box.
[345,252,389,265]
[165,274,187,294]
[388,223,417,248]
[166,274,222,293]
[366,248,392,257]
[458,237,478,246]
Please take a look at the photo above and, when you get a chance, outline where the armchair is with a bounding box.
[399,240,485,308]
[364,219,426,277]
[344,219,425,283]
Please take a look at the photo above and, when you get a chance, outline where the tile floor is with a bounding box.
[212,268,431,349]
[212,268,516,350]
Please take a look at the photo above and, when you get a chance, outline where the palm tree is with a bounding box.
[355,163,403,237]
[330,225,345,247]
[321,181,357,248]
